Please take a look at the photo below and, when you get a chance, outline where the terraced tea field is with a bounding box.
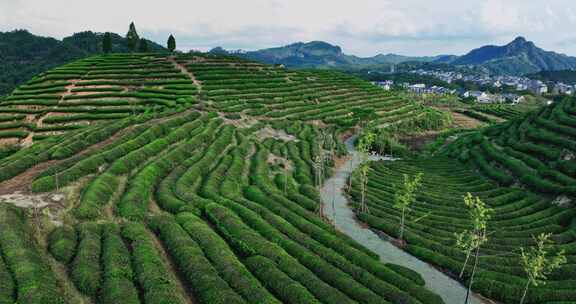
[351,98,576,303]
[0,53,453,304]
[0,52,574,304]
[445,97,576,197]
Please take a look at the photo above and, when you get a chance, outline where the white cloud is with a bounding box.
[0,0,575,56]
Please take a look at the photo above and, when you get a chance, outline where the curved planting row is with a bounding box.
[351,157,576,303]
[0,52,466,303]
[0,53,198,143]
[443,97,576,196]
[180,55,438,129]
[49,221,190,304]
[0,205,65,303]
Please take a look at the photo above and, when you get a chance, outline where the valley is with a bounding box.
[0,51,573,304]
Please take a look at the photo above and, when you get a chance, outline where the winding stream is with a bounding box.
[320,136,484,304]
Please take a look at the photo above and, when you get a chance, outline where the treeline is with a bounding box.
[0,25,167,96]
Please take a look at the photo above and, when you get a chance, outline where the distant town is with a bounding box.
[372,69,574,105]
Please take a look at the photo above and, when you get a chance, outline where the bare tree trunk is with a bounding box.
[459,250,472,278]
[347,159,354,192]
[399,209,406,241]
[465,241,482,304]
[331,148,337,226]
[519,280,530,304]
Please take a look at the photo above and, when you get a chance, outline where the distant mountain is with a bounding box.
[448,37,576,75]
[211,41,448,69]
[0,30,165,96]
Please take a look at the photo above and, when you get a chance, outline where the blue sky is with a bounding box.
[1,0,575,57]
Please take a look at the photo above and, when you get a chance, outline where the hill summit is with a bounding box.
[450,36,576,75]
[212,41,446,69]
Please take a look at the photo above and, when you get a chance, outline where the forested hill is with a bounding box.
[0,30,165,96]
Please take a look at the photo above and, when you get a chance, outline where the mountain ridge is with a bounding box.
[446,36,576,75]
[211,41,448,69]
[213,37,576,76]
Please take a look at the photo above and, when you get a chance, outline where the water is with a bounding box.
[320,135,485,304]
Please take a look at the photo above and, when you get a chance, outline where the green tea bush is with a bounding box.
[48,225,77,264]
[71,222,102,297]
[121,222,187,304]
[0,206,65,303]
[148,215,246,304]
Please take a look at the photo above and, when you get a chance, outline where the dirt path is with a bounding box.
[20,80,79,147]
[0,121,137,195]
[169,57,203,93]
[146,228,197,304]
[0,160,57,194]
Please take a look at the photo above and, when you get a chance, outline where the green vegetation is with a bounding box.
[0,52,448,303]
[1,50,573,304]
[519,233,567,304]
[168,34,176,52]
[351,156,576,303]
[0,29,167,96]
[443,97,576,196]
[126,22,140,52]
[0,206,65,304]
[102,32,112,53]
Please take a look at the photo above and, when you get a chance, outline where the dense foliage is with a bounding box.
[0,29,166,96]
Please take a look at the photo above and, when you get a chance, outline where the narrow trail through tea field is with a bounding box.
[320,135,486,304]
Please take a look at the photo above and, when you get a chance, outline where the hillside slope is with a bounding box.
[351,157,576,303]
[0,53,450,304]
[0,52,446,146]
[0,30,165,96]
[346,97,576,303]
[444,97,576,197]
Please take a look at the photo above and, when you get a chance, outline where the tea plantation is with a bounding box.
[0,53,451,304]
[0,52,573,304]
[352,97,576,303]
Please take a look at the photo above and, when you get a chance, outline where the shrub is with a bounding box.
[98,223,139,304]
[121,222,187,304]
[0,206,65,303]
[71,222,102,297]
[48,225,77,264]
[148,215,246,304]
[245,256,320,304]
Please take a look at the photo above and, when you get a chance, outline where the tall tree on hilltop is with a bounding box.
[167,34,176,52]
[138,38,148,52]
[126,22,139,52]
[102,32,112,53]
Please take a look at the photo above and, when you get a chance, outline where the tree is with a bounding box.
[454,193,491,276]
[393,173,423,242]
[138,38,148,52]
[356,131,375,213]
[347,130,374,193]
[519,233,566,304]
[126,22,139,52]
[454,193,492,304]
[167,34,176,52]
[102,32,112,53]
[314,130,328,219]
[351,107,377,129]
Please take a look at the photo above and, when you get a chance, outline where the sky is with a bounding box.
[1,0,575,57]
